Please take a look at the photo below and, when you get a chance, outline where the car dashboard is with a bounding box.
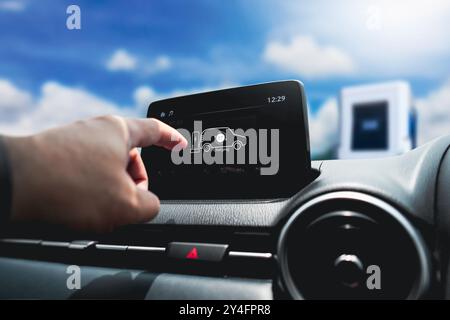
[0,135,449,300]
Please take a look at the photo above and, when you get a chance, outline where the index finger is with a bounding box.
[125,118,188,150]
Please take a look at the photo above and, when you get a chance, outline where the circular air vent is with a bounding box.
[277,191,431,299]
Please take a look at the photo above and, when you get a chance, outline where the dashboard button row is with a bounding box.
[1,239,273,261]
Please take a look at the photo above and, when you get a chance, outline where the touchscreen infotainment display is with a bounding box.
[141,80,311,200]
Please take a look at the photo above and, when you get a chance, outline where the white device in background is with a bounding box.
[338,81,416,159]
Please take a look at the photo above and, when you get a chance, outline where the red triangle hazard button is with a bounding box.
[186,247,199,259]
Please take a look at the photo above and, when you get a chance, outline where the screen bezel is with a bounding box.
[141,80,312,200]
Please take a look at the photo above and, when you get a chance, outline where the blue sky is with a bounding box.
[1,0,450,157]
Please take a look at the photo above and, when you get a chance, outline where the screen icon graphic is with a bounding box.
[190,127,247,153]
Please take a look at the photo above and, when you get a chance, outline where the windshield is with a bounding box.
[0,0,449,160]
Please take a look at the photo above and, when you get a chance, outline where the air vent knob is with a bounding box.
[334,254,364,288]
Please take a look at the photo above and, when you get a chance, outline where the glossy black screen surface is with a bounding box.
[141,81,311,200]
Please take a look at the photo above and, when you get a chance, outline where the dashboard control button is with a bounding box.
[0,238,42,245]
[95,244,127,251]
[127,245,166,253]
[228,251,273,259]
[167,242,228,262]
[69,240,97,250]
[40,241,70,248]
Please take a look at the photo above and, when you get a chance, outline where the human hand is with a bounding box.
[3,116,187,232]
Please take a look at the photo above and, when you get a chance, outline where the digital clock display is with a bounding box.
[267,95,286,103]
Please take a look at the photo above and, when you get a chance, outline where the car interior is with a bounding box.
[0,80,449,300]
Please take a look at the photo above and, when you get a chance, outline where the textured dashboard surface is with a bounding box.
[151,198,291,227]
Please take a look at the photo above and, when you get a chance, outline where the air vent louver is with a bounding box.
[278,191,431,299]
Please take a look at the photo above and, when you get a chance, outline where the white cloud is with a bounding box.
[263,35,355,78]
[308,98,339,157]
[0,79,235,137]
[133,86,158,115]
[0,0,25,12]
[0,80,137,136]
[106,49,137,71]
[32,82,131,125]
[267,1,450,77]
[155,56,171,69]
[106,49,172,76]
[0,79,32,120]
[416,80,450,145]
[143,55,172,75]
